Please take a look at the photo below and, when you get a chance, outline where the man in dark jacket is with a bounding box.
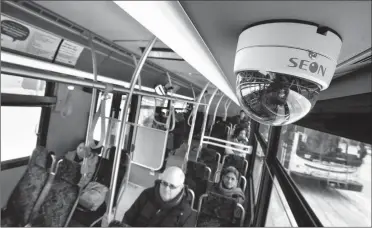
[121,166,196,227]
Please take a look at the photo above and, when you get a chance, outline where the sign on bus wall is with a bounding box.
[1,14,85,66]
[55,40,84,66]
[1,14,62,61]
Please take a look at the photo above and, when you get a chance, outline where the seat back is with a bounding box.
[197,148,220,180]
[2,147,55,226]
[186,160,211,180]
[222,154,248,176]
[32,158,81,227]
[208,122,228,157]
[185,161,210,210]
[196,192,245,227]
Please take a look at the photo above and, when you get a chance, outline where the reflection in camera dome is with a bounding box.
[236,71,320,126]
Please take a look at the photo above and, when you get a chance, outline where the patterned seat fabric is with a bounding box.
[197,148,219,180]
[185,161,210,210]
[1,147,52,227]
[71,147,127,226]
[197,192,242,227]
[223,154,247,176]
[31,159,81,227]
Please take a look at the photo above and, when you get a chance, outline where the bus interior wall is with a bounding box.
[46,84,92,157]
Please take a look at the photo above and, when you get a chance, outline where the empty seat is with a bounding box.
[1,147,55,227]
[196,192,245,227]
[30,158,81,227]
[221,154,248,176]
[186,160,211,180]
[185,161,211,210]
[197,148,221,181]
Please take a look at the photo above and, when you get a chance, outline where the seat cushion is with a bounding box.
[3,147,50,226]
[32,159,81,227]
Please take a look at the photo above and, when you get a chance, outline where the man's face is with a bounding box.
[159,179,183,202]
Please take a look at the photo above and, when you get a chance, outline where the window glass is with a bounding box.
[1,74,46,96]
[253,142,265,203]
[1,107,41,161]
[118,95,130,122]
[265,177,297,227]
[93,92,113,142]
[259,124,270,142]
[277,125,371,226]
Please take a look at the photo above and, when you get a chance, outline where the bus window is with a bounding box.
[277,125,371,226]
[259,124,270,142]
[253,143,265,203]
[1,74,46,96]
[1,106,42,161]
[265,177,297,227]
[93,92,113,143]
[138,96,156,127]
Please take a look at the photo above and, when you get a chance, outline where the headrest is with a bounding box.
[56,159,82,185]
[186,161,207,179]
[30,146,51,169]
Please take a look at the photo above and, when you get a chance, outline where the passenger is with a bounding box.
[65,142,99,188]
[232,110,250,128]
[120,166,195,227]
[225,126,249,157]
[211,166,245,204]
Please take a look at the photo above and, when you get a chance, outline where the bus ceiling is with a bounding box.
[1,1,221,101]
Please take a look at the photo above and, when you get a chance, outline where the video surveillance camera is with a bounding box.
[234,21,342,126]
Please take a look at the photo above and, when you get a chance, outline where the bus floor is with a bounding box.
[114,140,202,221]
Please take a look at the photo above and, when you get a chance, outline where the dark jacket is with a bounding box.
[122,181,196,227]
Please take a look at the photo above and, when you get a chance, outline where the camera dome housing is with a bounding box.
[234,21,342,126]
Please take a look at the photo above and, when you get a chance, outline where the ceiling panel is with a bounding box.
[180,1,372,89]
[35,1,209,93]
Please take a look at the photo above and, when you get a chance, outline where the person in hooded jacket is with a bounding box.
[210,166,245,205]
[120,166,196,227]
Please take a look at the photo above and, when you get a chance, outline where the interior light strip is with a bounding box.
[1,51,193,101]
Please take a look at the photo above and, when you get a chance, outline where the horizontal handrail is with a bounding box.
[202,141,252,154]
[204,136,252,150]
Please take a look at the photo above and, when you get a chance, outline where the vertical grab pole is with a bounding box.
[106,37,157,223]
[224,100,232,121]
[83,33,99,180]
[182,82,210,171]
[209,94,225,136]
[190,84,196,101]
[196,88,218,160]
[85,33,98,145]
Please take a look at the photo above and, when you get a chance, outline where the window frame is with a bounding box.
[1,75,56,166]
[252,125,323,227]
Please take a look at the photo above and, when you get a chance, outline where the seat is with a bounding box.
[185,161,211,210]
[30,158,82,227]
[186,187,196,209]
[208,121,229,157]
[1,147,56,227]
[196,192,245,227]
[197,148,221,181]
[70,147,128,227]
[222,154,249,176]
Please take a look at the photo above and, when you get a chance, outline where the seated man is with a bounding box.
[120,166,195,227]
